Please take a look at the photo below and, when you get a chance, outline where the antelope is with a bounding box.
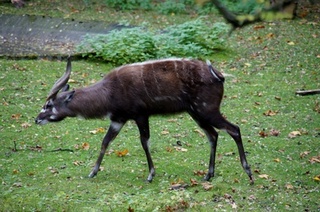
[35,57,254,184]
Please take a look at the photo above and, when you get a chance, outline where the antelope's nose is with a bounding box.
[35,118,41,124]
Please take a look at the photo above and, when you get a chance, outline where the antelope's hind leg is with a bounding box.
[135,116,155,182]
[210,113,254,184]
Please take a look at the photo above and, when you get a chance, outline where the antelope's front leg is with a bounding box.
[88,121,123,178]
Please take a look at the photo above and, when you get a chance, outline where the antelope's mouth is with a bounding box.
[35,118,49,125]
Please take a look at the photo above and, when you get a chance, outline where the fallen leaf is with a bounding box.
[190,178,199,186]
[13,169,19,174]
[253,25,265,30]
[269,129,280,136]
[165,146,173,152]
[11,113,21,120]
[115,149,129,157]
[193,170,206,176]
[169,183,188,190]
[201,182,213,190]
[161,130,169,135]
[89,127,105,134]
[73,161,84,166]
[258,174,269,179]
[128,206,134,212]
[248,195,256,201]
[29,145,42,152]
[263,110,278,116]
[273,158,281,163]
[285,184,294,190]
[274,96,281,101]
[194,129,205,137]
[309,156,320,164]
[288,131,301,138]
[259,130,268,138]
[174,146,188,152]
[12,182,22,187]
[21,122,31,128]
[266,33,275,39]
[287,41,295,45]
[300,151,311,158]
[313,175,320,182]
[81,142,90,150]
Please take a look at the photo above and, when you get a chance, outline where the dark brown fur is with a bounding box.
[35,58,253,184]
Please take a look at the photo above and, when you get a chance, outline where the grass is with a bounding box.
[1,0,320,211]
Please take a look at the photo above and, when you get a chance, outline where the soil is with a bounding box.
[0,14,128,59]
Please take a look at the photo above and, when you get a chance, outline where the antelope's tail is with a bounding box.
[206,60,225,83]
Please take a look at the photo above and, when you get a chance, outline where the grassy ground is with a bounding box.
[1,1,319,211]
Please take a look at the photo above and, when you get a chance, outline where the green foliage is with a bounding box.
[77,19,229,65]
[78,28,158,65]
[157,0,194,15]
[224,0,267,14]
[105,0,152,10]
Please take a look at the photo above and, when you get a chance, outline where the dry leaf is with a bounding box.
[287,41,295,45]
[285,184,294,189]
[81,142,90,150]
[266,33,275,38]
[165,146,173,152]
[73,161,81,166]
[263,110,278,116]
[288,131,301,138]
[269,129,280,136]
[259,130,268,138]
[253,25,265,30]
[194,129,205,137]
[174,146,188,152]
[190,178,199,186]
[258,174,269,179]
[21,122,31,128]
[89,127,105,134]
[313,175,320,182]
[201,182,213,190]
[300,151,311,158]
[128,206,134,212]
[11,113,21,119]
[115,149,129,157]
[161,130,169,135]
[194,170,206,176]
[273,158,281,163]
[170,183,188,190]
[309,156,320,164]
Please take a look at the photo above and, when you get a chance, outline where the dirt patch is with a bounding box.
[0,14,129,58]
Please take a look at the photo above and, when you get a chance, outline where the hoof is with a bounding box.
[203,173,214,181]
[88,171,97,178]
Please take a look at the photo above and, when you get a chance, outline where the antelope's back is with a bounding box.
[106,59,222,115]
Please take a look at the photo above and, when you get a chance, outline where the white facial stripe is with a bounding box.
[111,121,123,131]
[50,115,57,120]
[52,107,58,114]
[40,108,46,113]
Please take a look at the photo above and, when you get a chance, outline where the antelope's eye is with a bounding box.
[45,101,53,109]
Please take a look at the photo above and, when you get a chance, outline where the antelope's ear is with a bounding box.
[64,90,75,103]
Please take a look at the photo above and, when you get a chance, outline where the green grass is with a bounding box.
[1,1,320,211]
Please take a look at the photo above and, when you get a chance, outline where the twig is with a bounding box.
[50,148,74,152]
[296,89,320,96]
